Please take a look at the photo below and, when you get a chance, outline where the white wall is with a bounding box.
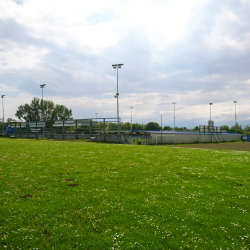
[150,133,241,144]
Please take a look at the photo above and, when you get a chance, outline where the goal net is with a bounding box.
[155,135,175,145]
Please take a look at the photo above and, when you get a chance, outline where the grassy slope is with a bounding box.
[0,139,249,249]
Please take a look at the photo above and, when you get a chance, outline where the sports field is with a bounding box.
[0,138,249,249]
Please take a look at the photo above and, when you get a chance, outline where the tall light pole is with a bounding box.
[95,113,98,122]
[1,95,5,134]
[40,84,46,121]
[112,64,123,136]
[172,102,176,130]
[130,107,133,131]
[233,101,237,133]
[209,103,213,120]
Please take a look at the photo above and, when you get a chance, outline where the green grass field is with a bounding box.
[0,138,249,249]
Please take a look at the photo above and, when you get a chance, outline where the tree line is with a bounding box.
[119,122,188,131]
[120,122,250,135]
[220,124,250,135]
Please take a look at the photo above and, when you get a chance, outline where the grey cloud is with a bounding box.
[0,19,39,49]
[1,0,250,127]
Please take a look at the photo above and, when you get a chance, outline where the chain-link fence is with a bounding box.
[5,118,121,140]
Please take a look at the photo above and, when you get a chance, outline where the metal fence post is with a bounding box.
[75,120,77,140]
[63,120,65,140]
[103,118,105,141]
[89,119,92,138]
[36,122,38,139]
[44,121,46,138]
[51,120,53,139]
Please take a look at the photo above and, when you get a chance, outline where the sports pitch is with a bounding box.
[0,138,249,249]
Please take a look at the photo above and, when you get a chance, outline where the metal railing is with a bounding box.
[6,118,121,140]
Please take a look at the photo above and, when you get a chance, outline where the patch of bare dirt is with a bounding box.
[173,142,250,151]
[67,183,78,187]
[20,194,33,198]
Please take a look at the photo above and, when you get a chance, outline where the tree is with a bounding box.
[221,125,230,131]
[15,97,73,122]
[107,122,117,130]
[97,122,108,130]
[163,125,172,130]
[52,104,73,121]
[194,126,199,130]
[145,122,161,131]
[6,118,17,123]
[120,122,131,130]
[132,123,146,130]
[244,125,250,132]
[230,123,243,134]
[175,127,184,131]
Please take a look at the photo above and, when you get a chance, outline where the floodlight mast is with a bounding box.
[112,64,123,136]
[40,84,46,138]
[40,84,46,121]
[172,102,176,130]
[233,101,237,134]
[209,103,213,120]
[1,95,5,134]
[130,107,133,131]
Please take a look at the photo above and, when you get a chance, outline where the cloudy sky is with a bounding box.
[1,0,250,128]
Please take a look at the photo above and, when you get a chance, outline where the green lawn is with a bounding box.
[0,138,249,249]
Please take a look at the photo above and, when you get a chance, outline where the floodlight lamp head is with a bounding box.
[118,66,121,68]
[118,64,123,66]
[40,84,46,88]
[114,95,117,98]
[209,103,213,105]
[1,95,5,98]
[233,101,237,103]
[113,67,116,69]
[112,64,117,67]
[172,102,176,104]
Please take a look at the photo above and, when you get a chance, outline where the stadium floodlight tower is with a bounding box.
[112,63,123,136]
[130,107,133,131]
[172,102,176,130]
[233,101,237,133]
[1,95,5,134]
[40,84,46,121]
[95,113,98,122]
[209,103,213,120]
